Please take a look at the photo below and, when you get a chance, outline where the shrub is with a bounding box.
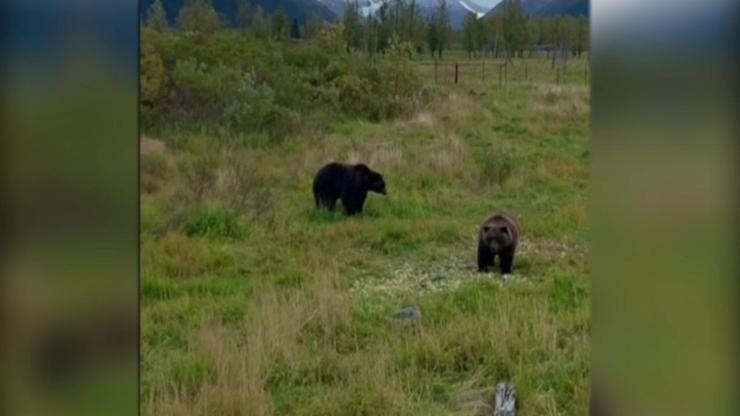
[176,151,219,205]
[141,150,171,194]
[183,207,247,240]
[141,30,423,139]
[143,232,232,279]
[479,146,516,188]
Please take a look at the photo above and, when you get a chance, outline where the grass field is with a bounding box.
[141,65,591,415]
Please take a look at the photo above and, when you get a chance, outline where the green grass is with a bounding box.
[141,77,590,415]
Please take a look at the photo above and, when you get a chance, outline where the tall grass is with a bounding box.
[141,60,590,415]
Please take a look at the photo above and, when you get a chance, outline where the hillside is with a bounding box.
[484,0,588,18]
[141,0,337,24]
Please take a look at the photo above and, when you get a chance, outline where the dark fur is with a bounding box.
[477,212,520,274]
[313,162,387,215]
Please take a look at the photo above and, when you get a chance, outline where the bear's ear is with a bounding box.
[355,163,370,172]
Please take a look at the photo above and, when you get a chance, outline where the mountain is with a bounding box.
[141,0,499,30]
[141,0,337,25]
[484,0,588,18]
[316,0,348,16]
[352,0,492,29]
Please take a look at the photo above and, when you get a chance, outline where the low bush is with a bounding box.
[183,207,247,240]
[140,29,423,140]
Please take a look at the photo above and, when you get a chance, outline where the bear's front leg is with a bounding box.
[478,241,495,272]
[498,247,515,274]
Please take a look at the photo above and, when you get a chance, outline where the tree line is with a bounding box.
[146,0,301,41]
[462,2,589,59]
[141,0,424,138]
[146,0,589,59]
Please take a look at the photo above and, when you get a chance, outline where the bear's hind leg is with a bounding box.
[327,198,337,211]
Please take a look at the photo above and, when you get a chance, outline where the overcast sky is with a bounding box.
[472,0,503,8]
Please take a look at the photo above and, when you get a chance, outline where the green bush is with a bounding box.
[141,30,423,139]
[143,232,233,279]
[183,207,247,240]
[479,146,516,188]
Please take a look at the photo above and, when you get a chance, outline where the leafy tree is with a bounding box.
[236,0,252,31]
[486,14,505,57]
[291,18,301,39]
[147,0,169,32]
[462,12,477,57]
[251,6,270,40]
[272,8,289,41]
[502,0,527,57]
[475,15,487,56]
[177,0,221,35]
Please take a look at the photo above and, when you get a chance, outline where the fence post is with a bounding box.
[454,62,459,84]
[556,67,560,84]
[584,59,588,85]
[524,62,528,82]
[434,60,438,84]
[504,62,508,83]
[498,64,502,87]
[482,60,485,82]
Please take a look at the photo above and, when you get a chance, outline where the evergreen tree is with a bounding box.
[251,6,270,40]
[342,1,362,52]
[272,8,289,40]
[236,0,252,31]
[291,18,301,39]
[376,2,393,54]
[147,0,169,32]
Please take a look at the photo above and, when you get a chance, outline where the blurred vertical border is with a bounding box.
[591,0,738,415]
[1,1,139,415]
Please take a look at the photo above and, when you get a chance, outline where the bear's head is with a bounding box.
[481,221,512,252]
[355,164,387,195]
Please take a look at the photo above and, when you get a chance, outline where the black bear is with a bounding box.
[478,212,520,274]
[313,162,386,215]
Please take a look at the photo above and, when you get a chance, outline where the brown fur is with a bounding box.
[478,212,520,274]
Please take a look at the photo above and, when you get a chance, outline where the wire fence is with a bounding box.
[414,57,590,87]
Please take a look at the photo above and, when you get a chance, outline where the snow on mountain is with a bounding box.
[322,0,494,27]
[458,0,486,18]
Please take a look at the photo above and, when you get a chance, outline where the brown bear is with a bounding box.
[313,162,386,215]
[478,212,520,274]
